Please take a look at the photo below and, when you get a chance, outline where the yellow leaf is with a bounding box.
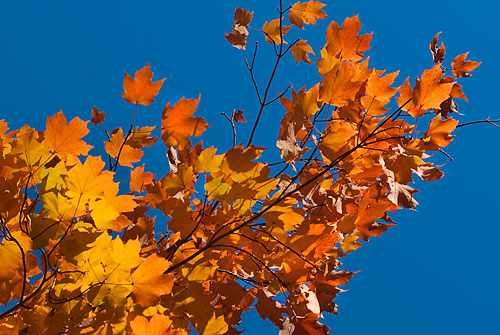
[291,39,315,64]
[182,261,216,282]
[262,19,291,44]
[205,175,231,202]
[45,111,93,159]
[195,147,223,173]
[197,312,228,335]
[40,191,71,220]
[10,125,51,167]
[341,233,362,253]
[104,128,144,168]
[64,156,117,206]
[289,1,327,29]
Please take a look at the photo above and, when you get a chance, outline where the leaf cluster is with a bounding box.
[0,1,487,334]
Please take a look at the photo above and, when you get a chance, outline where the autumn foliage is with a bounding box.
[0,1,484,334]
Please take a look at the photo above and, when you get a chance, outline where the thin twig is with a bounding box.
[112,102,138,171]
[246,0,287,147]
[437,147,453,161]
[221,111,237,147]
[456,118,500,129]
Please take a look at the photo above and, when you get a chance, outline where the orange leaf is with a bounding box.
[429,32,445,63]
[424,115,459,147]
[399,65,454,117]
[451,52,481,77]
[104,128,143,168]
[361,70,399,116]
[161,96,208,149]
[262,19,291,45]
[131,254,174,307]
[415,65,454,111]
[0,231,36,280]
[289,1,327,29]
[90,106,105,125]
[325,15,372,62]
[45,111,93,159]
[130,314,172,335]
[121,63,166,105]
[319,61,364,106]
[130,165,154,193]
[291,40,315,64]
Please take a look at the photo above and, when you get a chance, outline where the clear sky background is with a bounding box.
[1,0,499,334]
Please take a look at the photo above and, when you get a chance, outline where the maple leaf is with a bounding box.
[424,115,459,147]
[361,70,399,116]
[276,124,308,166]
[341,233,362,253]
[289,1,327,29]
[451,52,481,77]
[316,46,340,76]
[128,126,158,149]
[225,26,249,50]
[225,8,253,50]
[130,165,154,193]
[104,128,143,167]
[262,19,291,44]
[121,63,166,105]
[64,155,117,205]
[291,39,315,64]
[398,65,454,117]
[90,106,105,125]
[234,7,253,27]
[0,231,37,280]
[10,125,51,167]
[131,254,174,307]
[194,146,223,173]
[380,157,419,210]
[160,164,195,197]
[45,111,93,159]
[325,15,372,62]
[430,32,445,63]
[319,60,364,107]
[161,96,208,149]
[234,109,246,123]
[130,314,172,335]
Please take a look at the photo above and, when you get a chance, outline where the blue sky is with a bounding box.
[1,0,499,333]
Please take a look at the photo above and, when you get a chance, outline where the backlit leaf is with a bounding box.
[262,19,291,44]
[121,63,166,105]
[451,52,481,77]
[45,111,92,159]
[289,1,327,29]
[131,254,174,307]
[161,96,208,149]
[291,40,315,64]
